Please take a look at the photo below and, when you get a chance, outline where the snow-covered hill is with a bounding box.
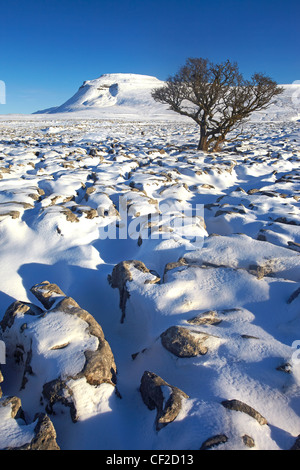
[34,73,300,122]
[34,73,173,119]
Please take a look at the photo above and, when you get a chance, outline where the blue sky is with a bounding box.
[0,0,299,114]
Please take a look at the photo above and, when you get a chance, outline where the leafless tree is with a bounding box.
[152,58,283,152]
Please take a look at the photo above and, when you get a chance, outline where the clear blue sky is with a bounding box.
[0,0,299,114]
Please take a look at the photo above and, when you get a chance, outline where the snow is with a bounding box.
[0,403,36,449]
[0,75,300,450]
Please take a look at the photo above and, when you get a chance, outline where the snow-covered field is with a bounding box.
[0,106,299,450]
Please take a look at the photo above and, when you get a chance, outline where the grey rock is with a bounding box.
[200,434,228,450]
[0,301,43,331]
[140,371,188,431]
[26,413,60,450]
[5,411,60,450]
[248,262,274,280]
[1,396,59,451]
[221,399,268,425]
[43,378,78,423]
[242,434,255,448]
[276,362,292,374]
[161,326,209,358]
[163,258,188,281]
[287,240,300,252]
[108,260,160,323]
[1,396,24,420]
[51,296,117,387]
[187,310,222,326]
[30,281,66,309]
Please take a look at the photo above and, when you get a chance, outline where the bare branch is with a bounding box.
[152,58,283,152]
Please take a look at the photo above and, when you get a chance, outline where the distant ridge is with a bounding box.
[34,73,173,119]
[34,73,300,122]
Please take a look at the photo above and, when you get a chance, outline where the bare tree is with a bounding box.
[152,58,283,152]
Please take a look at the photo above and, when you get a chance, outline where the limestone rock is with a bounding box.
[0,396,59,450]
[43,378,78,423]
[187,310,222,326]
[51,297,117,387]
[0,301,43,331]
[140,371,188,431]
[1,396,24,419]
[108,260,160,323]
[242,435,255,448]
[200,434,228,450]
[23,413,60,450]
[160,326,209,358]
[2,284,117,423]
[221,399,268,425]
[30,281,66,309]
[163,258,188,281]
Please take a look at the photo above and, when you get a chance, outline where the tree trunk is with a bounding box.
[212,135,226,152]
[197,127,209,151]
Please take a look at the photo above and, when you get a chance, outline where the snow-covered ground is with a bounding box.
[0,103,300,450]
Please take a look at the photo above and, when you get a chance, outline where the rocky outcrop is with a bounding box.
[0,301,43,331]
[221,399,268,425]
[108,260,160,323]
[163,258,188,282]
[13,413,60,450]
[140,371,189,431]
[42,379,78,423]
[0,396,59,450]
[200,434,228,450]
[1,282,117,425]
[50,296,117,387]
[242,435,255,448]
[160,326,209,358]
[30,281,66,309]
[187,310,222,326]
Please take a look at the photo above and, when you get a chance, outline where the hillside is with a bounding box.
[34,73,173,119]
[34,73,300,122]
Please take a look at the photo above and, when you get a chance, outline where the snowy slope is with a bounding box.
[34,73,300,122]
[250,84,300,122]
[34,73,173,119]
